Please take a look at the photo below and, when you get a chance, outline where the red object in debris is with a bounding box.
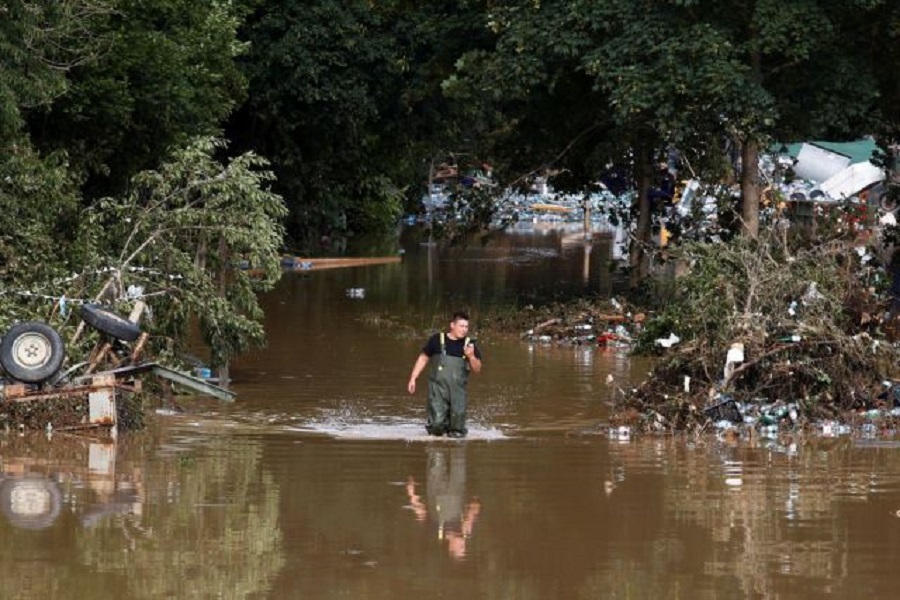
[597,332,618,346]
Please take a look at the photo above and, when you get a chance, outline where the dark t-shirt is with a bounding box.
[422,333,482,360]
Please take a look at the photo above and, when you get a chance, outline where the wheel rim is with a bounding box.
[12,332,52,369]
[10,482,52,516]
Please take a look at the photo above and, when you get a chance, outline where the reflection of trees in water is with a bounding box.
[600,437,900,598]
[0,433,110,599]
[0,431,283,599]
[0,434,96,598]
[73,433,284,599]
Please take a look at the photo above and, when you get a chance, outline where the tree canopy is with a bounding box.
[3,0,900,369]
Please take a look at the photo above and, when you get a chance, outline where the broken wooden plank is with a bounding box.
[530,203,574,213]
[3,384,26,399]
[2,380,126,404]
[533,318,561,332]
[130,332,150,362]
[85,340,113,375]
[280,256,402,271]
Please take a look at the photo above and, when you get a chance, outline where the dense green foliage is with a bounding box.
[26,0,247,197]
[229,0,495,248]
[1,0,111,322]
[1,2,281,372]
[2,0,900,371]
[71,137,287,369]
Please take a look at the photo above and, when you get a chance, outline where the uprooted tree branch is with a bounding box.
[1,137,287,389]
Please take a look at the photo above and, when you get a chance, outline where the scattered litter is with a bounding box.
[861,423,878,437]
[759,425,779,438]
[704,396,743,424]
[655,333,680,348]
[608,425,632,442]
[597,331,618,346]
[519,299,641,348]
[821,421,852,437]
[802,282,824,304]
[722,342,745,382]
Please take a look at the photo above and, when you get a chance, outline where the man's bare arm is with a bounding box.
[407,353,429,393]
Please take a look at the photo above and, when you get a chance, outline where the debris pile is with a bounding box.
[482,298,645,348]
[612,230,900,436]
[0,302,233,433]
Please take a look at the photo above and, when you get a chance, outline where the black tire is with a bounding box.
[0,321,66,384]
[80,304,142,342]
[0,476,63,530]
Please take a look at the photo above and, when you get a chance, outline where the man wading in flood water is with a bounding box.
[407,311,483,438]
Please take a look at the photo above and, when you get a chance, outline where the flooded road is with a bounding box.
[4,226,900,599]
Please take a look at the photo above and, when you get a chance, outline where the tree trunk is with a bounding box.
[741,46,763,239]
[215,235,230,390]
[629,144,653,288]
[195,238,207,271]
[741,138,760,238]
[217,362,230,390]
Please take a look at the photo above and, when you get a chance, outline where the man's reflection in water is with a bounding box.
[406,445,481,560]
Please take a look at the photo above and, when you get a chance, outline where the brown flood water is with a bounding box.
[4,225,900,599]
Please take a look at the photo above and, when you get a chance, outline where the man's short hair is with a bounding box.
[451,311,470,322]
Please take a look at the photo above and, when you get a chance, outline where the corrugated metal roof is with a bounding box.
[778,138,878,165]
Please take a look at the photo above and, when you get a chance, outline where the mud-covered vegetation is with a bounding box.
[0,396,92,432]
[616,228,900,433]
